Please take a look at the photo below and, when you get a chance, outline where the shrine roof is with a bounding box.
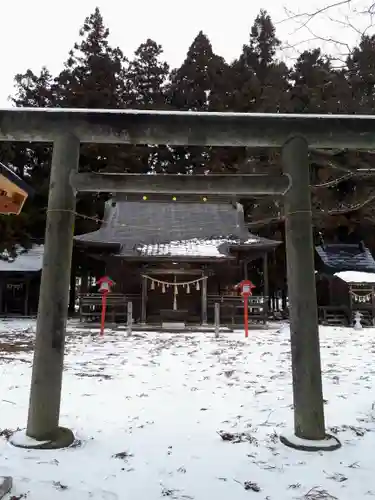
[75,199,280,260]
[316,243,375,274]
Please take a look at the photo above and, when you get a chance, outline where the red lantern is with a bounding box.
[235,280,256,338]
[97,276,115,294]
[97,276,115,336]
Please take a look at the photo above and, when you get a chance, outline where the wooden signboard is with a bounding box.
[0,162,33,215]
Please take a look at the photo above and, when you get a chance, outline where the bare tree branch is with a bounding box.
[278,0,375,60]
[278,1,353,28]
[247,185,375,228]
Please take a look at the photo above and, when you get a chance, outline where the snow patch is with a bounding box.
[138,236,263,258]
[0,245,44,272]
[138,238,233,257]
[335,270,375,283]
[243,238,258,244]
[280,432,341,450]
[1,320,375,499]
[9,429,51,448]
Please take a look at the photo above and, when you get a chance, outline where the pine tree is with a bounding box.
[344,35,375,238]
[127,39,169,109]
[54,7,126,109]
[230,10,290,113]
[0,68,57,252]
[51,7,133,234]
[168,31,228,112]
[229,11,290,229]
[13,68,55,108]
[125,39,171,173]
[1,8,130,252]
[347,34,375,113]
[290,49,349,113]
[167,32,229,173]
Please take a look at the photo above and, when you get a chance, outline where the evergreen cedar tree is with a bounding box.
[1,6,375,271]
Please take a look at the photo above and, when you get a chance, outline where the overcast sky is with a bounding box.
[0,0,367,107]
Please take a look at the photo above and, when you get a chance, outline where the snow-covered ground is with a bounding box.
[1,320,375,500]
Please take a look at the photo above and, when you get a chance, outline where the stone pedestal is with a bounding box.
[0,476,12,499]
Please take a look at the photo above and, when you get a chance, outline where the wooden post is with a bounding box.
[80,270,89,294]
[280,136,340,451]
[214,302,220,338]
[22,134,80,448]
[68,255,77,316]
[141,275,147,325]
[24,278,30,316]
[263,253,269,324]
[127,301,133,337]
[243,259,248,280]
[201,275,208,325]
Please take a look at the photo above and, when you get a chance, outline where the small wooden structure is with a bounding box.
[0,162,36,315]
[315,242,375,326]
[75,197,280,327]
[79,293,127,323]
[0,245,43,316]
[0,162,33,215]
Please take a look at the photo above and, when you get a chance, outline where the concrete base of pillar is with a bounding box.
[0,477,12,499]
[9,427,75,450]
[280,432,341,451]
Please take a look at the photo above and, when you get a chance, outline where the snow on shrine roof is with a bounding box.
[0,245,44,272]
[75,199,281,258]
[137,236,269,258]
[138,239,233,258]
[335,270,375,284]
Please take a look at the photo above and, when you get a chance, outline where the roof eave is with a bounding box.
[74,239,121,251]
[111,254,236,262]
[231,242,281,252]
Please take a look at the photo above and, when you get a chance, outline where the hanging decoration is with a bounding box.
[142,274,207,311]
[350,290,373,303]
[142,274,206,292]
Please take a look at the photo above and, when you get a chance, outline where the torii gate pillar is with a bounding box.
[280,136,341,451]
[12,134,79,449]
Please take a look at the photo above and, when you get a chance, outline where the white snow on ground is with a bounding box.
[1,320,375,499]
[0,245,43,272]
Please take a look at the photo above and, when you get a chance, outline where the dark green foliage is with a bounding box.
[2,6,375,255]
[127,39,169,109]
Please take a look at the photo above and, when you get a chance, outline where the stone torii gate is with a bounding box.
[3,109,372,451]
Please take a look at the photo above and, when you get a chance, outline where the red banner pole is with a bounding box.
[244,296,249,338]
[100,292,108,337]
